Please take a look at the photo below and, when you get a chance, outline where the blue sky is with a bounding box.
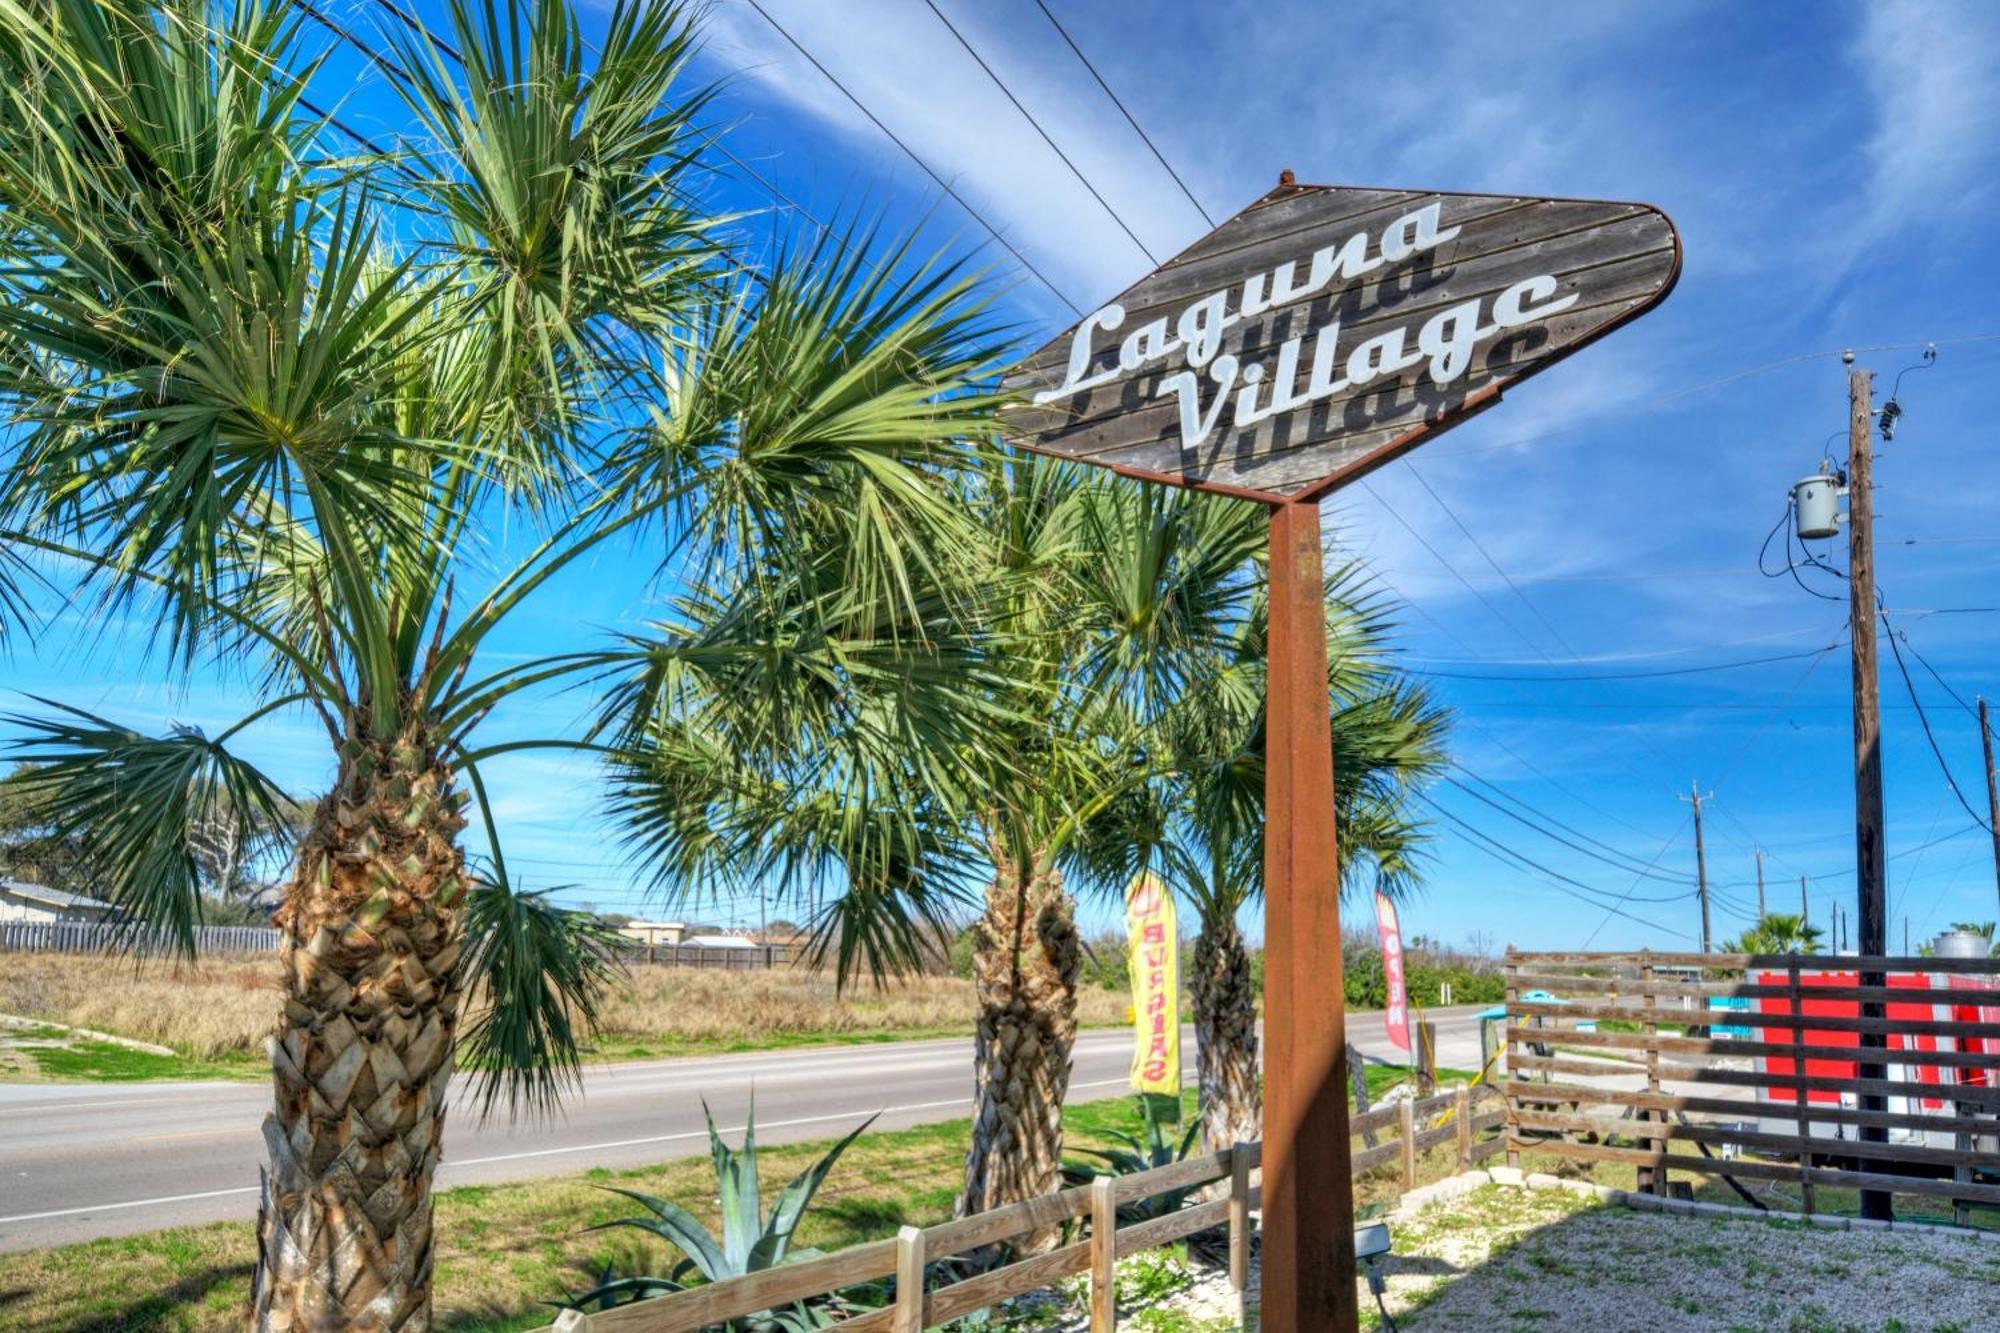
[10,0,2000,954]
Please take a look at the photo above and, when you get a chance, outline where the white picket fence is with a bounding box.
[0,920,282,954]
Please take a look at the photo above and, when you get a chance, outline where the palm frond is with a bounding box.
[1,697,293,955]
[457,871,625,1118]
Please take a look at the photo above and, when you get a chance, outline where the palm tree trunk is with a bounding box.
[253,719,466,1330]
[958,845,1080,1242]
[1191,915,1260,1156]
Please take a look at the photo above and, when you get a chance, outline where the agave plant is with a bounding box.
[568,1101,880,1329]
[1060,1094,1205,1226]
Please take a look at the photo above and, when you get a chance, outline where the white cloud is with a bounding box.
[1852,0,2000,246]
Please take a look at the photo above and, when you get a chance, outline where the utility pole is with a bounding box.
[1845,361,1892,1222]
[1981,696,2000,915]
[1755,847,1766,919]
[1799,875,1809,925]
[1682,782,1712,952]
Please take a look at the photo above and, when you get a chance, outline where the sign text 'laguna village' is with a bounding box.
[1002,181,1682,502]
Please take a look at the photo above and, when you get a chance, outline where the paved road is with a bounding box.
[0,1007,1487,1251]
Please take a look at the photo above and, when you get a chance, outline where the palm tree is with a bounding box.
[1069,488,1449,1156]
[1727,913,1825,955]
[606,452,1130,1238]
[0,1,1004,1324]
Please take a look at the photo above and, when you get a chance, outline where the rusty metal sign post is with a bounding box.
[1003,175,1681,1331]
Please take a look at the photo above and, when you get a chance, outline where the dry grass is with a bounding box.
[0,953,1133,1068]
[593,966,1130,1055]
[0,952,279,1059]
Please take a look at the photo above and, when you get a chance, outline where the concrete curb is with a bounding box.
[0,1013,175,1056]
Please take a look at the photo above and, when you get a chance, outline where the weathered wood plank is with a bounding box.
[1509,950,2000,974]
[1003,180,1680,501]
[1513,1108,2000,1173]
[1353,1140,1401,1173]
[1114,1197,1233,1259]
[919,1184,1091,1258]
[921,1241,1093,1327]
[1505,1023,2000,1070]
[1509,1051,2000,1107]
[1524,1139,2000,1206]
[1025,282,1670,496]
[1350,1103,1401,1136]
[563,1239,897,1331]
[1005,201,1668,394]
[1520,1080,1999,1138]
[1004,250,1674,452]
[1512,999,2000,1042]
[1507,973,2000,1006]
[1110,1149,1229,1204]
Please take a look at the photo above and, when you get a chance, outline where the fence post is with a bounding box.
[1398,1098,1417,1193]
[1503,950,1521,1170]
[1347,1043,1378,1149]
[1228,1144,1252,1296]
[1786,956,1816,1216]
[1639,951,1662,1195]
[892,1225,925,1333]
[1089,1174,1117,1332]
[1417,1019,1438,1097]
[1454,1085,1471,1170]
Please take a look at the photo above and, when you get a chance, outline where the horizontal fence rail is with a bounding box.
[615,942,796,970]
[1501,949,2000,1224]
[0,921,282,954]
[538,1083,1505,1332]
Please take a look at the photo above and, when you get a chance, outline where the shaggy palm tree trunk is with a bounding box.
[1191,915,1260,1156]
[958,847,1080,1245]
[253,718,467,1331]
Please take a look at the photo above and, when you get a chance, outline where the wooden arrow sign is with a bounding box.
[1001,180,1681,503]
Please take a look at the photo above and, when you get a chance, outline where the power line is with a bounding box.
[1580,640,1840,943]
[1439,773,1695,892]
[921,0,1157,266]
[1420,797,1696,940]
[1450,767,1688,878]
[741,0,1084,316]
[1885,616,1983,719]
[1405,642,1841,683]
[1029,0,1216,229]
[1881,609,1994,834]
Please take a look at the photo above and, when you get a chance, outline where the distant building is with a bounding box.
[0,880,114,923]
[680,934,754,950]
[615,921,726,948]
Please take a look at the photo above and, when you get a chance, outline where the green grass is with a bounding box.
[14,1040,263,1083]
[5,1023,1136,1086]
[0,1085,1211,1332]
[1358,1063,1481,1104]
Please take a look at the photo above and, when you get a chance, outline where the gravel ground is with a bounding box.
[997,1180,2000,1331]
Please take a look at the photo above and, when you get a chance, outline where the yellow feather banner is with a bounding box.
[1125,873,1181,1095]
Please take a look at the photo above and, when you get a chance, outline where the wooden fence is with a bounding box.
[537,1083,1504,1332]
[620,943,796,970]
[1501,949,2000,1223]
[0,920,281,954]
